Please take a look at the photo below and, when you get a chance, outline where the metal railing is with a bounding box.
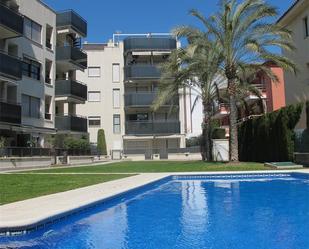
[0,3,23,37]
[124,37,176,52]
[0,50,22,80]
[124,64,161,80]
[0,100,21,124]
[55,115,88,133]
[56,10,87,37]
[124,92,179,107]
[1,147,90,157]
[55,79,87,101]
[125,121,180,135]
[56,46,87,69]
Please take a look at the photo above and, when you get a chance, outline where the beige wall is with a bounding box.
[76,42,125,153]
[280,1,309,129]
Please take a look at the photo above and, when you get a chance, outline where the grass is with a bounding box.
[0,174,133,205]
[28,161,271,173]
[1,161,272,205]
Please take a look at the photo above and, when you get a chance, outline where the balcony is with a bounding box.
[56,46,87,71]
[125,121,180,135]
[0,100,21,124]
[0,3,23,39]
[55,115,87,133]
[55,79,87,102]
[0,51,22,80]
[124,37,177,52]
[124,65,161,80]
[124,92,178,107]
[245,84,267,101]
[56,10,87,37]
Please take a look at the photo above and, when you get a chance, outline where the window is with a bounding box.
[113,89,120,108]
[128,113,148,121]
[88,91,101,102]
[88,116,101,127]
[304,17,309,38]
[113,114,121,134]
[88,67,101,77]
[112,63,120,82]
[24,17,42,44]
[22,94,41,119]
[22,57,41,81]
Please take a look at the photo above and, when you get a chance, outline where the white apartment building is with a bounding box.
[0,0,88,148]
[0,0,56,147]
[278,0,309,129]
[76,34,188,158]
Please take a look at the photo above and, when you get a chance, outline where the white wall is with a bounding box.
[76,42,125,152]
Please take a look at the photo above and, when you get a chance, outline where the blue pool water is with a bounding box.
[1,174,309,249]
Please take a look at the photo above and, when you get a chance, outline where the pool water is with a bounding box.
[1,174,309,249]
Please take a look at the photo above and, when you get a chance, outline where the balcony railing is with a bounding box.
[124,37,177,52]
[55,79,87,101]
[124,65,161,80]
[0,100,21,124]
[125,121,180,135]
[0,51,22,80]
[56,46,87,70]
[0,3,23,39]
[124,92,178,107]
[56,10,87,37]
[55,115,87,133]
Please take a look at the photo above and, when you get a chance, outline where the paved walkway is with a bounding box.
[1,169,308,234]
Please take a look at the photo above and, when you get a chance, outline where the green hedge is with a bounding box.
[238,103,303,162]
[295,101,309,152]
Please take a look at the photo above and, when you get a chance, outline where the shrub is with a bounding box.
[97,129,107,155]
[63,136,90,150]
[238,103,303,162]
[212,128,226,139]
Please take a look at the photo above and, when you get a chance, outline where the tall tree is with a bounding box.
[153,32,223,160]
[190,0,296,161]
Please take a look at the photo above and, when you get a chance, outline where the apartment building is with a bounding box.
[55,10,88,136]
[0,0,56,147]
[213,63,286,136]
[76,34,187,157]
[277,0,309,129]
[0,0,88,148]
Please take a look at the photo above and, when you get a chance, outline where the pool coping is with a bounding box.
[1,169,308,235]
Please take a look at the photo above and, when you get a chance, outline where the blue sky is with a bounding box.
[45,0,294,43]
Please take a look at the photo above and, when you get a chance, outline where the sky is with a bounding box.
[45,0,294,43]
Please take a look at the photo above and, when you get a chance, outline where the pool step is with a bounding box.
[265,162,303,169]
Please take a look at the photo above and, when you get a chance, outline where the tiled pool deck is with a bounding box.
[1,169,308,235]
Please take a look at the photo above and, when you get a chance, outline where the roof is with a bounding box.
[277,0,308,25]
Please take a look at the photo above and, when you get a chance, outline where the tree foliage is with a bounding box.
[238,103,303,162]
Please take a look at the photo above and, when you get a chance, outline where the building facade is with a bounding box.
[76,34,187,157]
[213,63,286,136]
[0,0,88,148]
[278,0,309,129]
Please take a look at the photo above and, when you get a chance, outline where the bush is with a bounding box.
[186,136,202,147]
[63,136,90,150]
[212,128,226,139]
[238,103,303,162]
[97,129,107,155]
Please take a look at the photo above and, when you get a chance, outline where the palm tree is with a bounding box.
[153,32,223,160]
[188,0,296,161]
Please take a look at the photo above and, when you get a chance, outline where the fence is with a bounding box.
[0,147,91,157]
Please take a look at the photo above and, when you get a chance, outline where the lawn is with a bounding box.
[0,174,133,205]
[29,161,271,173]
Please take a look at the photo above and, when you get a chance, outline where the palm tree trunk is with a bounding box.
[201,102,212,161]
[229,90,239,162]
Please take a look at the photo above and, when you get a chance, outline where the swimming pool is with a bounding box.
[1,173,309,249]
